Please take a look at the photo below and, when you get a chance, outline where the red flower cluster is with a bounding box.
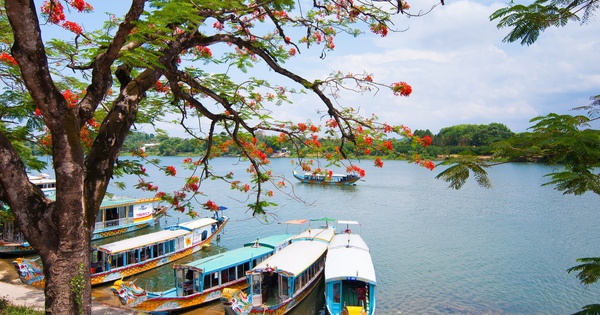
[370,23,389,37]
[297,123,307,132]
[196,46,212,58]
[204,200,219,211]
[383,140,393,150]
[346,165,366,177]
[374,157,384,168]
[392,82,412,97]
[62,21,82,34]
[165,165,177,176]
[62,90,79,108]
[0,52,17,65]
[418,135,432,147]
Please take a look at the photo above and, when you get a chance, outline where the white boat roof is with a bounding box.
[338,220,359,225]
[253,240,328,277]
[325,233,376,285]
[95,218,217,254]
[292,227,335,243]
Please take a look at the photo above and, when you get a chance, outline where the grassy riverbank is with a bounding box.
[0,296,43,315]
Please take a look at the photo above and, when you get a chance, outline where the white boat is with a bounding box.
[27,173,56,195]
[222,223,335,315]
[324,221,376,315]
[13,213,228,288]
[111,233,295,313]
[1,196,166,255]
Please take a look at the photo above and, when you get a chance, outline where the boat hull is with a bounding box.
[222,272,323,315]
[292,171,361,186]
[13,217,228,288]
[114,280,248,313]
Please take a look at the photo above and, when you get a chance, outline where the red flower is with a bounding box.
[0,52,17,65]
[383,140,393,151]
[422,160,435,171]
[422,135,432,147]
[62,21,83,34]
[297,123,307,132]
[289,48,297,56]
[35,108,42,117]
[392,82,412,97]
[165,165,176,176]
[364,148,371,155]
[309,125,319,133]
[374,157,384,168]
[41,0,65,24]
[62,90,78,108]
[196,46,212,58]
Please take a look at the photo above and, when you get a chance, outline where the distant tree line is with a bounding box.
[123,122,515,160]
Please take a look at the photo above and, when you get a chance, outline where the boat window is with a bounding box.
[279,275,289,299]
[110,253,125,268]
[221,266,236,283]
[333,282,341,303]
[203,272,217,290]
[140,246,151,261]
[128,205,133,218]
[238,261,250,279]
[118,206,126,220]
[127,250,138,264]
[105,207,118,227]
[251,274,261,296]
[165,240,176,253]
[201,230,208,241]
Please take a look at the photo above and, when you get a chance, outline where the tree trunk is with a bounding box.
[40,233,92,315]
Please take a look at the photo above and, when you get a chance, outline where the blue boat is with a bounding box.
[111,233,294,313]
[222,225,336,315]
[324,221,376,315]
[292,170,361,186]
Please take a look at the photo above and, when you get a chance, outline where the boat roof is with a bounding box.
[95,218,217,254]
[253,240,329,277]
[292,227,335,243]
[241,233,295,248]
[181,234,295,272]
[99,197,160,208]
[325,233,376,284]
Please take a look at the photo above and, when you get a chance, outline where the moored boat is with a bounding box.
[0,196,166,255]
[13,213,228,288]
[111,233,295,313]
[292,170,361,186]
[222,225,335,315]
[324,221,376,315]
[27,173,56,195]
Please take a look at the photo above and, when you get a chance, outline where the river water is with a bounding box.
[5,157,600,314]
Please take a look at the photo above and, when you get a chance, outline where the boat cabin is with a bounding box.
[173,234,293,297]
[90,218,218,274]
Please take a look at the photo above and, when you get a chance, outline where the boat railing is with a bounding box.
[95,217,134,230]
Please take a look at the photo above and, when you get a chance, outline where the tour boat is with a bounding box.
[221,225,335,315]
[111,233,295,313]
[324,221,377,315]
[0,196,166,255]
[292,170,361,186]
[13,213,228,288]
[27,173,57,195]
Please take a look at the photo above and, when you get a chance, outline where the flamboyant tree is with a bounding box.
[0,0,437,313]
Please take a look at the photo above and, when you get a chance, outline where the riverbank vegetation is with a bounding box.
[0,296,43,315]
[119,122,515,161]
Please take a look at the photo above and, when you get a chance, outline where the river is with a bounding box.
[4,157,600,314]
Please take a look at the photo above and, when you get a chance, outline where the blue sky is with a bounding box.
[49,0,600,137]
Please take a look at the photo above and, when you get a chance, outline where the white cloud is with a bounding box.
[278,0,600,134]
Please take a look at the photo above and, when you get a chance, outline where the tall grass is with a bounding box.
[0,296,44,315]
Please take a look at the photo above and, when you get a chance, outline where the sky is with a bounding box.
[55,0,600,137]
